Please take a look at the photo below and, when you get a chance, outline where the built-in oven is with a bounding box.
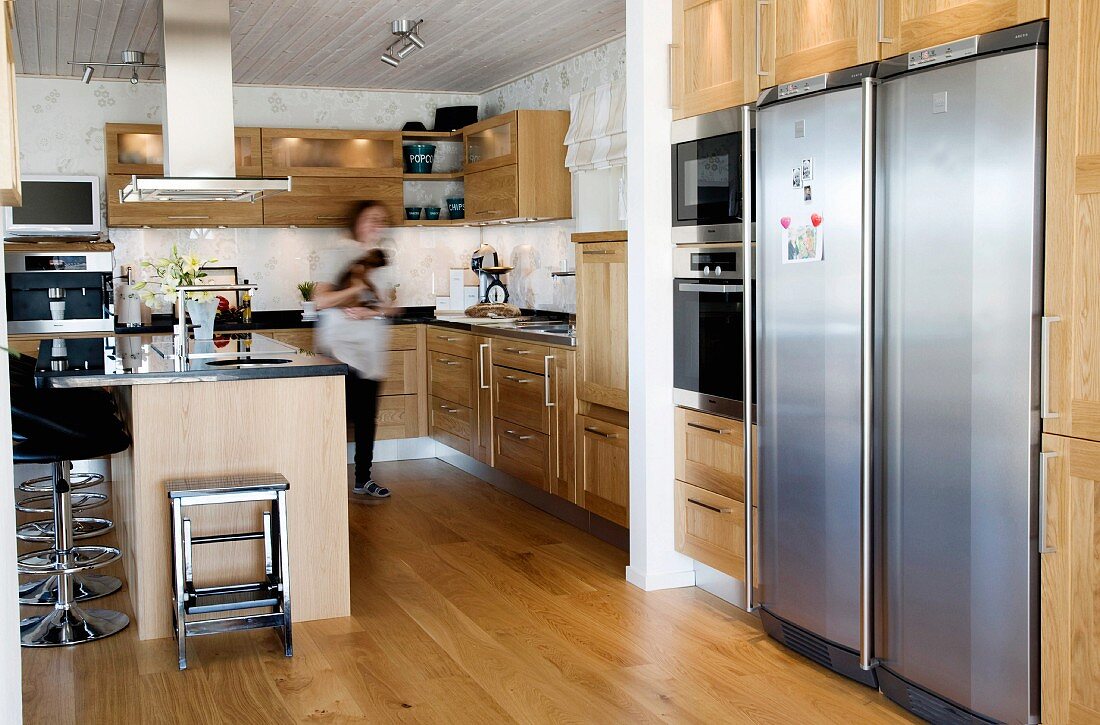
[672,243,754,420]
[671,106,754,245]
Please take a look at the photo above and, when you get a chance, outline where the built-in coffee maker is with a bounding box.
[5,250,114,333]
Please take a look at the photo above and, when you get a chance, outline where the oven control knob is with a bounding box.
[715,266,722,276]
[703,266,711,275]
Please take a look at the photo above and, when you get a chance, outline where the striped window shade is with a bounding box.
[564,81,627,172]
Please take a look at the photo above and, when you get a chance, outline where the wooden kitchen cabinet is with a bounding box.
[577,414,629,527]
[106,174,265,227]
[260,176,403,228]
[473,336,494,464]
[105,123,263,177]
[674,407,757,503]
[461,111,571,223]
[261,128,402,177]
[427,329,478,452]
[1039,433,1100,724]
[675,480,747,577]
[265,328,314,353]
[757,0,879,87]
[549,351,578,504]
[575,237,629,412]
[494,419,552,491]
[493,364,551,434]
[0,1,19,206]
[879,0,1046,56]
[671,0,761,119]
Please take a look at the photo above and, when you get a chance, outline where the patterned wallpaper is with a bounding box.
[12,38,620,313]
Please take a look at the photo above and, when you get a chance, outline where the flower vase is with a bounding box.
[185,298,218,341]
[301,301,318,321]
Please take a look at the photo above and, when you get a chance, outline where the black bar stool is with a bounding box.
[12,386,132,646]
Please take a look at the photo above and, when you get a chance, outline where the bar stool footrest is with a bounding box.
[19,472,105,493]
[184,612,286,638]
[16,517,114,543]
[184,581,280,615]
[17,546,122,575]
[16,491,109,514]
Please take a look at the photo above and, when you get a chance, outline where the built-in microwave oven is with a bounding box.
[672,243,754,420]
[671,107,754,245]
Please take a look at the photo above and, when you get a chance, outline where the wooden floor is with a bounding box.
[21,459,917,724]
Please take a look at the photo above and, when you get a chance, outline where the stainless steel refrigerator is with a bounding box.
[755,21,1046,725]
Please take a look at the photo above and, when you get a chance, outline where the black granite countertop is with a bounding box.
[33,333,347,389]
[117,306,437,335]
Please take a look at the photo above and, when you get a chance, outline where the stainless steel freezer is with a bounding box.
[755,21,1046,725]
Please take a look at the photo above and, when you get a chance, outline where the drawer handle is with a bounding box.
[687,498,733,515]
[315,215,348,220]
[167,215,210,220]
[503,375,531,384]
[436,358,459,366]
[439,405,459,414]
[504,429,533,441]
[437,335,460,342]
[503,347,531,355]
[687,422,732,435]
[581,250,614,256]
[476,210,504,216]
[584,426,618,439]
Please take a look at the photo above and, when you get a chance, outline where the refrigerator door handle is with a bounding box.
[1041,315,1061,419]
[1039,451,1058,554]
[858,76,878,673]
[741,103,756,613]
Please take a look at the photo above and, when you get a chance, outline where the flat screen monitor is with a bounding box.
[3,175,102,235]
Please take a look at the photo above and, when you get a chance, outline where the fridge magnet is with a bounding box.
[803,185,813,202]
[801,158,814,183]
[792,167,802,188]
[783,218,824,264]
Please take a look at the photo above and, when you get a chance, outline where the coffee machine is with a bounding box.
[5,250,114,333]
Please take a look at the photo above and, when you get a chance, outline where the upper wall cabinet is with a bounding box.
[879,0,1047,56]
[462,111,571,223]
[260,129,402,177]
[759,0,879,87]
[671,0,761,119]
[0,1,20,206]
[105,123,263,177]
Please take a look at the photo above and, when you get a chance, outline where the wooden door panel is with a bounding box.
[673,0,757,119]
[465,166,519,222]
[767,0,878,86]
[492,364,550,434]
[430,355,474,408]
[575,241,629,411]
[881,0,1047,56]
[578,415,629,527]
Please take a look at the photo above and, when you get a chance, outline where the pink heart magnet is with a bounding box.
[780,216,791,229]
[810,213,823,227]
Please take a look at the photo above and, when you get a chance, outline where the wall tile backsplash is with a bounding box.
[13,38,620,313]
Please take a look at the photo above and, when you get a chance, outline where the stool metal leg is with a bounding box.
[171,499,188,669]
[20,462,129,647]
[276,490,292,658]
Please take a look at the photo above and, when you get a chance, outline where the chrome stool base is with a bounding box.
[16,516,113,543]
[19,573,122,605]
[19,472,104,493]
[16,491,108,514]
[17,546,122,575]
[20,603,129,647]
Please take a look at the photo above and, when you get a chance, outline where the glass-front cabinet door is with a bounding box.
[260,129,402,177]
[463,112,518,174]
[104,123,263,177]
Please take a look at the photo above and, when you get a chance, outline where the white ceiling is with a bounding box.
[11,0,625,93]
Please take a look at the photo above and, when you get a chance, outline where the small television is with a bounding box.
[3,175,102,235]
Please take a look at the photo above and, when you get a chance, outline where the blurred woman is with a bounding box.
[314,201,394,498]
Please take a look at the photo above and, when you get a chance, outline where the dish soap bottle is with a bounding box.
[241,280,253,324]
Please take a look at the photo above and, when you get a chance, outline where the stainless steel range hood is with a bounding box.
[120,0,290,203]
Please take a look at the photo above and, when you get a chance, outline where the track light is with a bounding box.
[81,65,94,84]
[130,70,139,85]
[380,19,426,67]
[380,52,401,67]
[407,31,425,49]
[69,49,162,85]
[396,42,417,59]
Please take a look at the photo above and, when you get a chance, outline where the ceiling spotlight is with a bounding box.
[407,31,426,49]
[81,65,94,84]
[396,42,417,59]
[380,18,425,68]
[69,49,162,85]
[130,70,139,85]
[380,52,401,67]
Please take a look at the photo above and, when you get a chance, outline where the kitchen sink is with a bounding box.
[203,358,293,367]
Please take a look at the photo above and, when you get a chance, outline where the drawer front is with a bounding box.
[376,394,419,441]
[492,340,552,374]
[260,176,403,227]
[493,419,550,491]
[107,174,264,227]
[380,349,419,396]
[388,325,418,351]
[266,329,315,353]
[430,354,473,407]
[430,396,473,455]
[577,415,629,527]
[492,364,550,433]
[675,480,745,579]
[674,407,753,502]
[427,328,474,358]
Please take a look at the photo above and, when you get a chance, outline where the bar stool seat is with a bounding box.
[167,473,292,670]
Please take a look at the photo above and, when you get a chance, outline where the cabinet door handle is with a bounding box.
[1039,451,1058,554]
[668,43,681,109]
[687,498,733,515]
[478,343,490,389]
[167,215,210,220]
[877,0,895,44]
[544,355,555,408]
[502,347,531,355]
[503,375,531,384]
[1041,316,1061,419]
[476,210,504,216]
[687,422,732,435]
[584,426,618,439]
[315,215,348,220]
[439,405,459,414]
[504,429,532,441]
[582,250,614,256]
[436,358,459,366]
[756,0,772,77]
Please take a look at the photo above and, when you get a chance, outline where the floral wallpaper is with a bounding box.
[12,37,620,313]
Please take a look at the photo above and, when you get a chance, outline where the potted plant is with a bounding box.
[298,281,318,321]
[133,245,220,340]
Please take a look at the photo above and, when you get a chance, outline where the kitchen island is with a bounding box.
[34,333,350,640]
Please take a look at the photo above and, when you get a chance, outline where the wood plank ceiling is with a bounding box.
[11,0,625,92]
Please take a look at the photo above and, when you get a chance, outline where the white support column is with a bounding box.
[624,0,696,591]
[0,238,23,721]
